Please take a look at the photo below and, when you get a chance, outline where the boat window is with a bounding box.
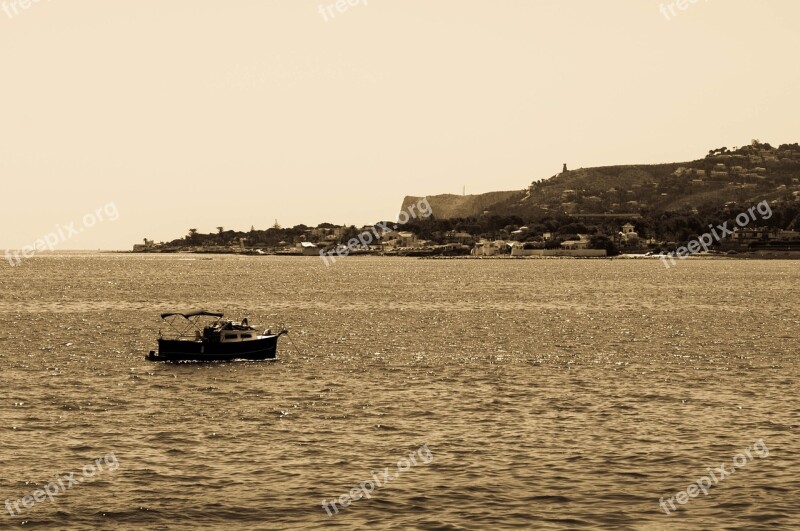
[241,334,252,339]
[224,334,238,339]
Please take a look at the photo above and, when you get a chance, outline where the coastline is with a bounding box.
[120,249,800,260]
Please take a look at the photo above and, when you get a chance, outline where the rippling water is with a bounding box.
[1,254,798,529]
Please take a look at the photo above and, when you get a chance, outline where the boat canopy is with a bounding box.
[160,310,225,320]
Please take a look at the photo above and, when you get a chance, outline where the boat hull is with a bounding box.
[148,335,279,362]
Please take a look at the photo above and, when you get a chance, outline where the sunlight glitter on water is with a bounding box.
[0,255,798,529]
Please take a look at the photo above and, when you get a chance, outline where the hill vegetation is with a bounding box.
[397,140,800,250]
[411,141,800,220]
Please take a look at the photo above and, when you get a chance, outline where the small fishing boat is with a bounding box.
[147,310,287,362]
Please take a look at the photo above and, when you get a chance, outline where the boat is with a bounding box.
[147,310,287,362]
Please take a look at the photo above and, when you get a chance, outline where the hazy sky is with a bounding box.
[1,0,798,249]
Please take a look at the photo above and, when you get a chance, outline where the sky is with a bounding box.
[0,0,798,249]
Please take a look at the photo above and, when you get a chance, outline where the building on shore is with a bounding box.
[382,231,419,248]
[133,239,156,252]
[298,241,319,256]
[472,240,509,256]
[560,234,591,250]
[510,243,606,257]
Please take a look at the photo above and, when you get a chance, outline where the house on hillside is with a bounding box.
[384,231,418,248]
[731,228,771,247]
[584,195,602,205]
[444,231,474,244]
[562,202,578,214]
[620,223,640,247]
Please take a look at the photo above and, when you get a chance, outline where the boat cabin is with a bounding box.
[203,319,261,343]
[220,330,257,343]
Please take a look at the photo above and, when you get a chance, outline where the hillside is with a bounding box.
[403,142,800,220]
[400,191,518,219]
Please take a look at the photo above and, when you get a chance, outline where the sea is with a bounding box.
[1,254,798,530]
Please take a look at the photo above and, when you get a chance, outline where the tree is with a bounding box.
[339,225,361,244]
[589,235,619,256]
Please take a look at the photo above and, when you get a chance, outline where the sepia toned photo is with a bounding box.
[1,1,798,529]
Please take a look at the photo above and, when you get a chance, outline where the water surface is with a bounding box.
[1,255,798,529]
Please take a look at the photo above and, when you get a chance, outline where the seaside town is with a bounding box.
[132,218,800,259]
[134,142,800,259]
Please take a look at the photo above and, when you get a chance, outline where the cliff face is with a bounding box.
[400,191,519,219]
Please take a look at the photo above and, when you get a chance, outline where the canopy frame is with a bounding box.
[159,310,225,339]
[160,310,224,320]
